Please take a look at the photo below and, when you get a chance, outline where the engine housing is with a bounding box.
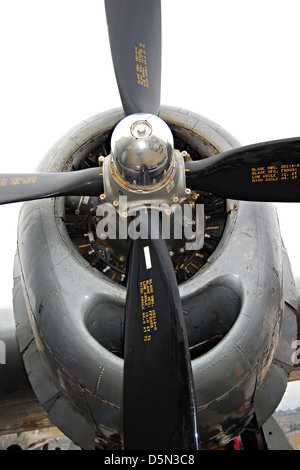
[13,106,297,449]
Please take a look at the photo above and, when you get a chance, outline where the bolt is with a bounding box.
[136,124,147,136]
[113,199,119,207]
[172,195,179,203]
[100,194,106,201]
[131,120,152,139]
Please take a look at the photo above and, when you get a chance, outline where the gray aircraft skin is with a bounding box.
[1,1,300,451]
[0,105,299,450]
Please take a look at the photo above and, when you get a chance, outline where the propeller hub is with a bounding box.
[111,114,174,189]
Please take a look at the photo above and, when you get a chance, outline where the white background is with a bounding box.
[0,0,299,410]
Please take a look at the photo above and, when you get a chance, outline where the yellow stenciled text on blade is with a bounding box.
[135,43,149,88]
[139,278,157,342]
[251,163,300,183]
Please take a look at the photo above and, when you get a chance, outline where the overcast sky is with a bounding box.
[0,0,299,410]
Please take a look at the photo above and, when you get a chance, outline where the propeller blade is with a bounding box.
[104,0,161,116]
[185,136,300,202]
[123,212,199,450]
[0,167,103,205]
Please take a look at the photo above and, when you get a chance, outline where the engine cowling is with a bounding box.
[13,106,297,449]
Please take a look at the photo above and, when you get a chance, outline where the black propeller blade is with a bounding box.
[0,167,103,205]
[123,212,199,450]
[185,136,300,202]
[104,0,161,116]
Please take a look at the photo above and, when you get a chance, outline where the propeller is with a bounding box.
[0,167,103,205]
[185,136,300,202]
[104,0,161,116]
[2,136,300,206]
[123,212,199,450]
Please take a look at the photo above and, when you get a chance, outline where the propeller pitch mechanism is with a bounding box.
[110,113,174,189]
[101,113,192,215]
